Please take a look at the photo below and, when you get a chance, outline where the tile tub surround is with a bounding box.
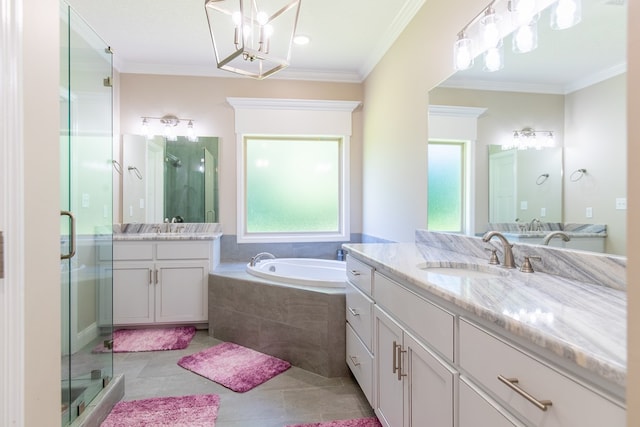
[113,222,223,241]
[208,263,348,378]
[342,238,626,398]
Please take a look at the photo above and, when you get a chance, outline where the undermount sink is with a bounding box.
[417,261,510,279]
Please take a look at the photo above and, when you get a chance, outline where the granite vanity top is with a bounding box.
[343,241,626,394]
[113,223,222,241]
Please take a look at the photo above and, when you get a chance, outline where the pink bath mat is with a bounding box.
[285,417,382,427]
[100,394,220,426]
[177,342,291,392]
[94,326,196,353]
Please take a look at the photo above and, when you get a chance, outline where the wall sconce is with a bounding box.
[204,0,302,79]
[140,115,198,142]
[502,127,554,150]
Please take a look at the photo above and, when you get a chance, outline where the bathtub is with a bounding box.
[246,258,346,288]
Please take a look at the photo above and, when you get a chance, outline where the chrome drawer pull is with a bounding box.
[350,269,361,276]
[392,340,398,374]
[348,307,360,316]
[498,375,553,411]
[349,355,361,366]
[396,343,407,381]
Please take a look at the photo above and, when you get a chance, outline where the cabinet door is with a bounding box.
[404,332,455,427]
[374,306,404,427]
[113,262,154,325]
[155,260,209,323]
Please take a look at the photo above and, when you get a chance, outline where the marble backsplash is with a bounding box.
[114,223,222,234]
[487,222,607,235]
[415,230,626,291]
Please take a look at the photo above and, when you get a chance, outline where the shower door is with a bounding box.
[60,2,113,425]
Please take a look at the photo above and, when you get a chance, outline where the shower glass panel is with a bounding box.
[60,2,113,425]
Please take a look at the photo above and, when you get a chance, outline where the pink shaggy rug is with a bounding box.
[94,327,196,353]
[285,417,382,427]
[100,394,220,426]
[177,342,291,392]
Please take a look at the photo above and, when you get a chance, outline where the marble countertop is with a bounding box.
[113,232,222,241]
[343,242,626,392]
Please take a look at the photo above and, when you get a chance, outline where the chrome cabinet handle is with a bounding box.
[347,307,359,316]
[154,269,159,284]
[348,355,360,366]
[149,269,153,284]
[60,211,76,260]
[498,375,552,411]
[392,340,398,374]
[396,343,407,381]
[350,269,361,276]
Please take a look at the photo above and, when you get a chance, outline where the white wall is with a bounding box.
[564,74,626,255]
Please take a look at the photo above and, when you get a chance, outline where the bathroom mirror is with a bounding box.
[122,134,219,223]
[428,0,627,255]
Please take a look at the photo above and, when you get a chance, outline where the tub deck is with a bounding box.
[208,263,348,378]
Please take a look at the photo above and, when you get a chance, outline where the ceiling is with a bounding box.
[65,0,627,91]
[65,0,425,83]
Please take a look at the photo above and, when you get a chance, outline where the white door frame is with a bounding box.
[1,0,26,425]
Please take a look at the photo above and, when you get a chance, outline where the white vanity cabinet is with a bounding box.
[113,240,211,326]
[345,255,375,406]
[373,273,456,427]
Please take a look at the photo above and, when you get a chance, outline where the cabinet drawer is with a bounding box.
[346,281,374,351]
[374,272,454,361]
[459,378,525,427]
[346,255,373,295]
[156,241,210,260]
[459,319,625,427]
[113,242,153,261]
[346,323,374,406]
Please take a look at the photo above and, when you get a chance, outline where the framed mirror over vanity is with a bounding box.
[428,0,627,255]
[120,134,220,224]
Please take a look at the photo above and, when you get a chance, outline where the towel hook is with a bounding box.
[128,166,143,180]
[570,168,587,182]
[536,173,549,185]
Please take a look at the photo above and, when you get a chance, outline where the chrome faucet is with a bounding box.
[529,218,541,232]
[482,231,516,269]
[542,231,571,245]
[250,252,276,267]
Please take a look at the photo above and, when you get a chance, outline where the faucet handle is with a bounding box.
[484,247,500,265]
[520,256,542,273]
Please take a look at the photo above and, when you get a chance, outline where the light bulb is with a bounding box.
[512,0,536,24]
[484,46,503,72]
[141,118,152,139]
[454,35,473,71]
[187,121,198,142]
[256,11,269,26]
[513,21,537,53]
[481,8,502,49]
[232,11,242,25]
[551,0,581,30]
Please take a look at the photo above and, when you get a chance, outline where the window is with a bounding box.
[427,141,466,233]
[240,135,349,242]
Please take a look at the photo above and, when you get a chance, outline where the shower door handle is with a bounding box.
[60,210,77,260]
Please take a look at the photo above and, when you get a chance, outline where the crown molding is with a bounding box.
[227,97,361,112]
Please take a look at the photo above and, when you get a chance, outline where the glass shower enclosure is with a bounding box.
[60,2,113,425]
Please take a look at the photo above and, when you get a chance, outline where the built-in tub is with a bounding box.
[246,258,346,288]
[209,260,348,377]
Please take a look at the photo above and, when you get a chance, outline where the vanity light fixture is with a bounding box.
[204,0,302,80]
[503,127,554,150]
[453,0,581,73]
[140,115,198,142]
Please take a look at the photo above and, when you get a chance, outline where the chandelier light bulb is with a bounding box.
[512,0,536,24]
[232,11,242,25]
[256,11,269,26]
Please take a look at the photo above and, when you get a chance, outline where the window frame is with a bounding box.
[237,134,351,243]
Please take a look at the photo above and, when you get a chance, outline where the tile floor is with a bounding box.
[113,330,376,426]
